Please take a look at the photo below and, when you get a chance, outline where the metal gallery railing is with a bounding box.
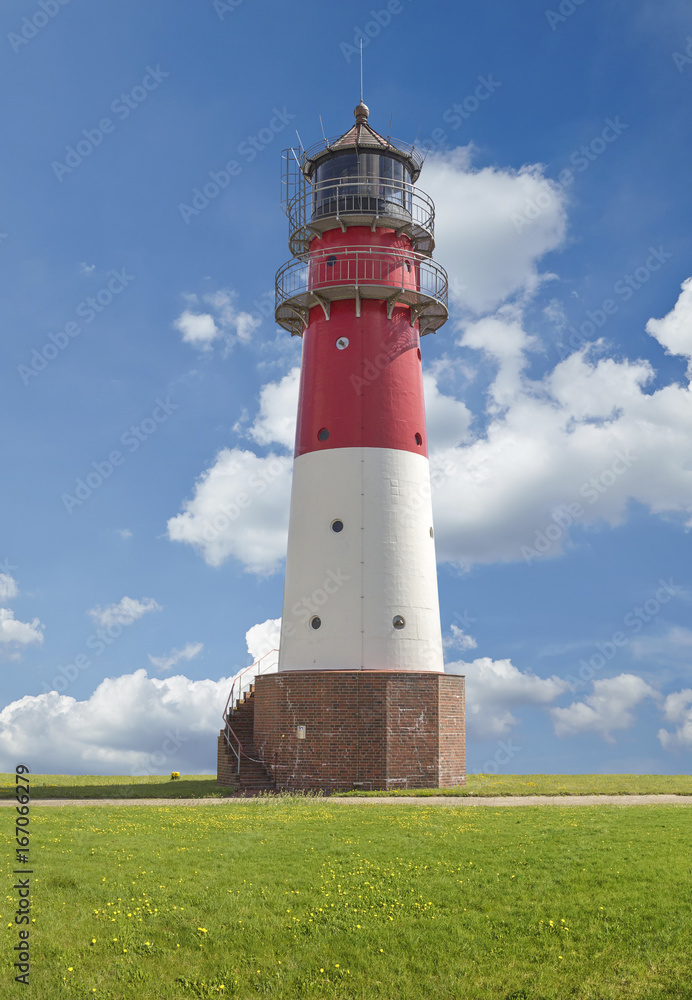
[281,165,436,258]
[276,246,448,309]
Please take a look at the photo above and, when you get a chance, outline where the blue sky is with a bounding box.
[1,0,691,777]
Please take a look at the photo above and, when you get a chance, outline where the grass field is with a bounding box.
[2,772,692,799]
[335,773,692,797]
[2,799,691,999]
[0,774,229,800]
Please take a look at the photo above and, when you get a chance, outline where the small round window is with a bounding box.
[404,259,412,272]
[393,615,406,630]
[415,432,422,446]
[318,427,329,441]
[331,519,344,533]
[417,348,421,361]
[310,616,322,630]
[429,526,434,538]
[326,255,337,267]
[336,337,349,350]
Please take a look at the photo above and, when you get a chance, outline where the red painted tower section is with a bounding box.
[295,229,429,458]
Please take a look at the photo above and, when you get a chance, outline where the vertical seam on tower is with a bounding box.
[361,450,365,670]
[360,306,365,671]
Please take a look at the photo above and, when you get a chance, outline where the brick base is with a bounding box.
[252,671,465,793]
[216,733,240,791]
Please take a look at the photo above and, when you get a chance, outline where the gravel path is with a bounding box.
[1,794,692,807]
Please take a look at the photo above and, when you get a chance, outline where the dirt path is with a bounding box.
[2,794,692,807]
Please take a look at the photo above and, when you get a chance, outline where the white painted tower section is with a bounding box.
[279,447,443,672]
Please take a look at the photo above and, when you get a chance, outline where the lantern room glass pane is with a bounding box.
[311,152,412,221]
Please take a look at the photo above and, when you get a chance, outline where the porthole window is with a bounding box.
[393,615,406,630]
[415,432,422,446]
[310,616,322,630]
[417,348,421,361]
[326,255,337,267]
[318,427,329,441]
[429,526,434,538]
[336,337,349,350]
[404,259,412,272]
[331,519,344,533]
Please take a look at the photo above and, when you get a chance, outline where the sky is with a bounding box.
[1,0,691,778]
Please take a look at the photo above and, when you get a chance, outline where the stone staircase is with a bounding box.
[218,686,276,796]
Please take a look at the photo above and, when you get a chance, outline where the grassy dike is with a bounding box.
[0,774,229,800]
[2,772,692,799]
[1,799,690,999]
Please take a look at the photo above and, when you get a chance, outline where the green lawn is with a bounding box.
[336,772,692,796]
[2,800,691,999]
[0,774,229,800]
[2,772,691,799]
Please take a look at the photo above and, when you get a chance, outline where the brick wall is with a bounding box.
[216,731,240,790]
[438,674,466,785]
[253,671,465,793]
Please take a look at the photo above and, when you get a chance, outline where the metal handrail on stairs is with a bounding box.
[223,648,279,719]
[222,722,266,773]
[221,649,279,774]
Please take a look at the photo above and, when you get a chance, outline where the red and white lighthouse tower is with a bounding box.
[219,98,466,793]
[276,100,448,675]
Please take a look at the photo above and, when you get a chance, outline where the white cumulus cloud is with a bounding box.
[423,372,473,449]
[657,689,692,751]
[88,596,162,629]
[646,276,692,375]
[446,656,570,739]
[168,368,296,573]
[174,289,261,351]
[0,608,44,646]
[245,618,282,662]
[0,670,230,774]
[247,367,300,449]
[442,624,477,652]
[424,147,568,315]
[550,673,658,743]
[148,641,204,674]
[167,449,292,573]
[0,573,19,600]
[429,300,692,568]
[174,310,219,348]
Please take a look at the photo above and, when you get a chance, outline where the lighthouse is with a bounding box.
[219,97,465,793]
[277,100,447,674]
